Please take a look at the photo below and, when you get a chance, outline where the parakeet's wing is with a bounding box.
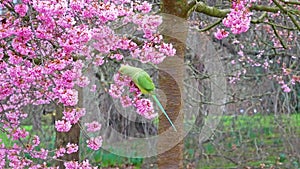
[134,71,155,93]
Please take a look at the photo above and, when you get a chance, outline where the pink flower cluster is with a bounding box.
[214,28,229,40]
[0,0,173,167]
[55,108,86,132]
[85,121,102,132]
[14,4,28,17]
[53,142,79,159]
[135,98,157,119]
[64,159,97,169]
[91,23,175,65]
[223,0,253,34]
[109,72,157,119]
[215,0,254,40]
[272,65,300,93]
[84,121,103,150]
[87,136,103,150]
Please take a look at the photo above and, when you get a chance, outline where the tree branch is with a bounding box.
[279,0,300,6]
[189,1,299,18]
[193,1,229,18]
[271,24,287,49]
[272,0,300,31]
[198,19,222,32]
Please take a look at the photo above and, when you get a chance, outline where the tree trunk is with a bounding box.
[157,1,188,169]
[55,88,82,168]
[157,56,184,169]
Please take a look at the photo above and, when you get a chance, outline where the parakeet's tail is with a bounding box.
[152,95,177,132]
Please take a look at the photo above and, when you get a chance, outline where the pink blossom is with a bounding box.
[62,108,86,124]
[28,162,54,169]
[135,1,152,13]
[5,111,21,127]
[57,89,79,106]
[121,96,132,107]
[57,14,76,28]
[31,148,48,159]
[214,28,229,40]
[158,43,176,57]
[222,0,252,34]
[32,135,40,146]
[0,143,6,169]
[76,76,90,87]
[0,0,179,167]
[90,84,97,92]
[85,121,102,132]
[64,161,80,169]
[129,82,142,95]
[134,99,157,119]
[55,120,72,132]
[152,34,163,43]
[54,147,66,158]
[11,127,29,140]
[14,4,28,17]
[281,84,291,93]
[80,159,94,169]
[66,143,79,154]
[238,50,244,57]
[114,54,124,61]
[109,84,124,98]
[87,136,103,150]
[93,55,105,66]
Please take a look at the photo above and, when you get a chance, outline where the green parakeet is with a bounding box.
[119,65,177,132]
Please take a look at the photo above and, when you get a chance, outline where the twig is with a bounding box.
[273,0,300,31]
[271,24,288,49]
[198,19,222,32]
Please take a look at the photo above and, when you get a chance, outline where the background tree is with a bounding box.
[0,0,175,168]
[146,0,300,168]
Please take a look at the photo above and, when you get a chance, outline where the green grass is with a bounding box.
[195,113,300,169]
[1,113,300,168]
[90,149,143,168]
[0,125,34,146]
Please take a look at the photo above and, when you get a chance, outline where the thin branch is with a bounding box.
[264,21,298,31]
[249,5,280,13]
[271,24,287,49]
[287,12,300,31]
[198,19,222,32]
[272,0,288,13]
[273,0,300,31]
[251,12,267,24]
[189,1,300,18]
[279,0,300,6]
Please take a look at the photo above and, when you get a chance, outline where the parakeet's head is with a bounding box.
[119,64,131,75]
[119,64,127,74]
[118,64,141,77]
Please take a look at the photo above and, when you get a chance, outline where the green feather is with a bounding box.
[135,72,155,92]
[152,95,177,132]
